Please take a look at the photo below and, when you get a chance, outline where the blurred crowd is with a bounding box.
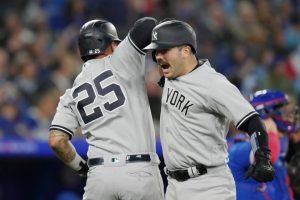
[0,0,300,143]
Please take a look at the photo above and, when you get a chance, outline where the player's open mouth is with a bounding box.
[158,62,170,69]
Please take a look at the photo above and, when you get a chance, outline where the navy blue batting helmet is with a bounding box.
[78,19,121,61]
[143,19,197,62]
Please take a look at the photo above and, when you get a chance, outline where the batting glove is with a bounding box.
[77,161,89,177]
[244,148,275,182]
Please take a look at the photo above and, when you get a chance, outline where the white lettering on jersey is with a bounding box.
[166,88,194,116]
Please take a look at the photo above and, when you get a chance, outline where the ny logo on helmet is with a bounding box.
[152,31,157,41]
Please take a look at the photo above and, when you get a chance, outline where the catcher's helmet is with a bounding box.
[250,89,299,134]
[78,19,121,61]
[143,19,197,61]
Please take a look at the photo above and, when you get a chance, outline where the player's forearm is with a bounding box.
[238,115,270,152]
[49,130,88,176]
[48,130,76,164]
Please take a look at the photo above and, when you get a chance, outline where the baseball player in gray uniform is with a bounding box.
[144,19,275,200]
[48,17,164,200]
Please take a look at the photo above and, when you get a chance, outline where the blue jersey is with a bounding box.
[267,135,294,200]
[279,134,290,161]
[268,160,294,200]
[228,134,294,200]
[228,140,273,200]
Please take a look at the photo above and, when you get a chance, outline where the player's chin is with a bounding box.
[163,72,173,79]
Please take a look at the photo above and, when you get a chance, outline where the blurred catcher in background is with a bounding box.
[251,89,300,200]
[229,89,300,200]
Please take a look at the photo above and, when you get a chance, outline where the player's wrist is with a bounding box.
[250,131,270,155]
[77,161,89,177]
[255,148,271,160]
[67,153,86,171]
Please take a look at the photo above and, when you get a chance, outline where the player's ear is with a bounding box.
[180,45,191,57]
[111,41,118,52]
[104,41,118,55]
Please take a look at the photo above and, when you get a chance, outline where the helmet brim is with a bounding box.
[113,39,122,43]
[143,42,174,51]
[143,42,159,51]
[144,42,178,62]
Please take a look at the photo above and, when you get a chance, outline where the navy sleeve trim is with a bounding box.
[49,125,73,140]
[236,111,259,129]
[128,35,146,55]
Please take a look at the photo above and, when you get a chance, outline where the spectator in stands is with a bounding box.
[0,83,37,138]
[30,87,60,140]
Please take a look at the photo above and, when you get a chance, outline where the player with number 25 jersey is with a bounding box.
[49,17,164,200]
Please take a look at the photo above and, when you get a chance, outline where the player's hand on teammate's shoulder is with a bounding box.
[244,148,275,182]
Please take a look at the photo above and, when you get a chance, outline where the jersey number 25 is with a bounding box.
[72,70,125,124]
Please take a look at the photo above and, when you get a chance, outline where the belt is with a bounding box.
[165,164,208,182]
[88,154,151,167]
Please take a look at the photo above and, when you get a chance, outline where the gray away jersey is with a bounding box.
[50,36,156,158]
[160,59,257,170]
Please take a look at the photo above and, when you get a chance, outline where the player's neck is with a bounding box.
[95,53,109,59]
[183,57,199,75]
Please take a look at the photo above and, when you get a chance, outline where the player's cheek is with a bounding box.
[158,66,163,76]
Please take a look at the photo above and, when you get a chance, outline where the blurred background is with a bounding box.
[0,0,300,199]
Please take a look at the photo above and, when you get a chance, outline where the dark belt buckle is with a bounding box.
[167,169,189,182]
[175,172,189,182]
[167,164,208,182]
[195,164,207,176]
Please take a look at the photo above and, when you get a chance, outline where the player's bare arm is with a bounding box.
[48,130,88,177]
[48,130,76,163]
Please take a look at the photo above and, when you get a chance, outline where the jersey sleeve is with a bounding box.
[49,88,79,139]
[207,76,257,127]
[109,35,146,78]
